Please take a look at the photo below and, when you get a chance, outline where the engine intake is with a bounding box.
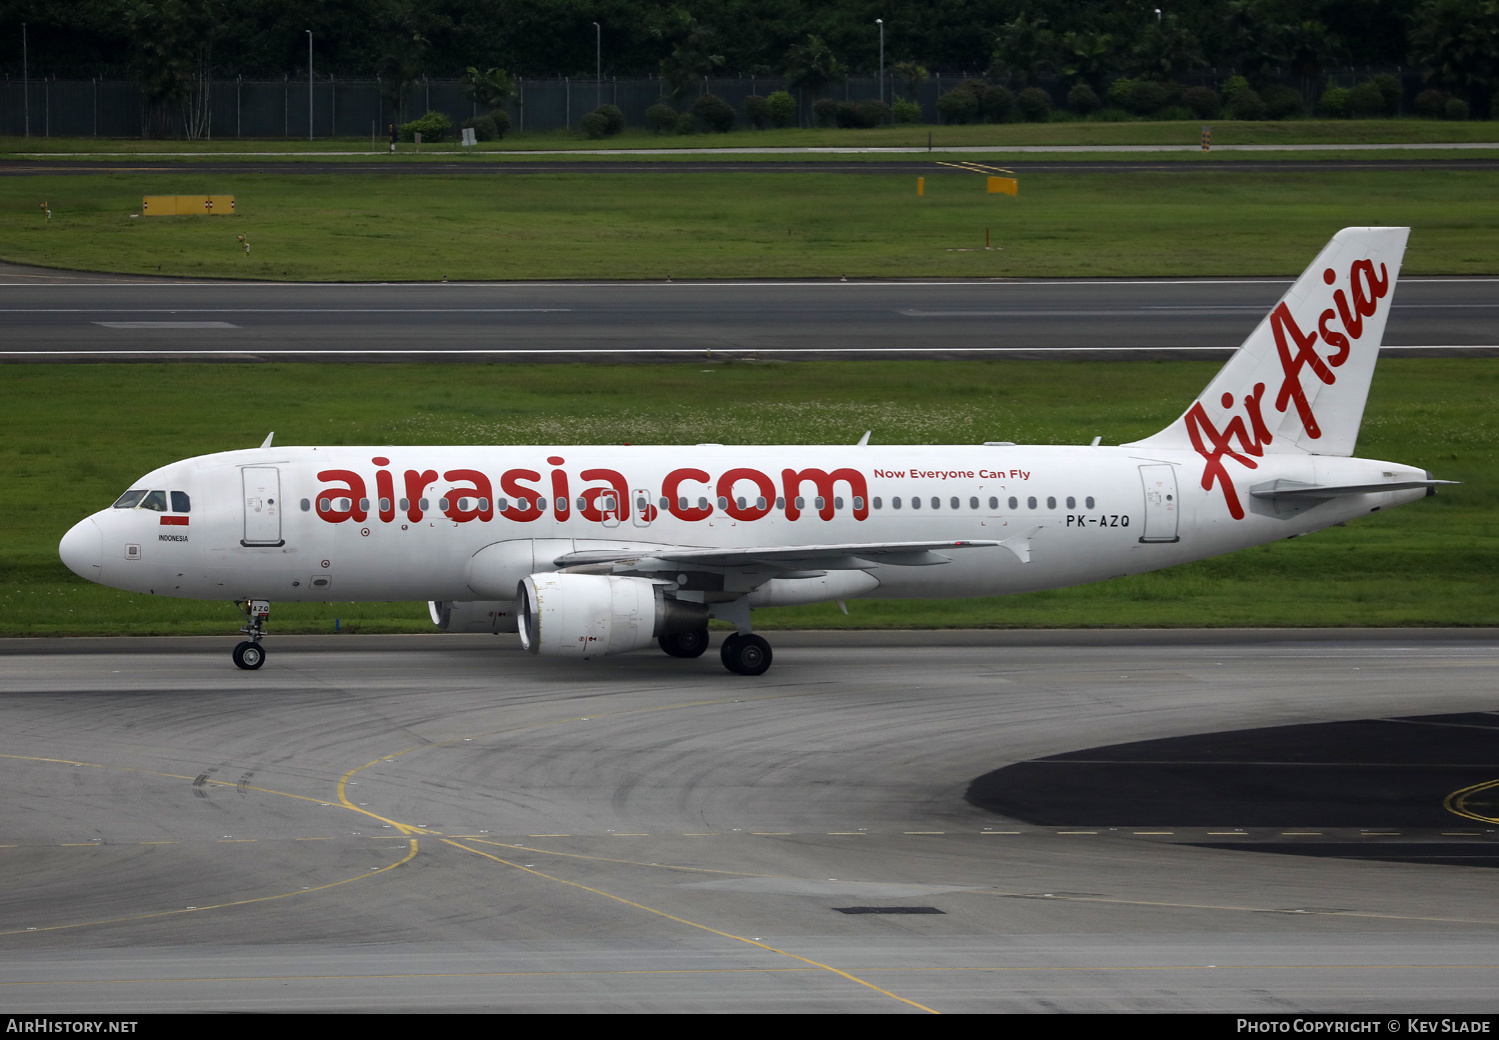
[516,573,710,658]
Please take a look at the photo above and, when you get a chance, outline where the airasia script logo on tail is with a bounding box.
[1184,257,1390,520]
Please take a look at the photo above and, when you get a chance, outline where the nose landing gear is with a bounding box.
[232,599,270,670]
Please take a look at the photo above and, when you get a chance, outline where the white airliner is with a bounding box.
[59,227,1448,675]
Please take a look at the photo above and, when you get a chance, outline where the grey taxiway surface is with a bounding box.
[2,630,1497,1013]
[1,271,1495,361]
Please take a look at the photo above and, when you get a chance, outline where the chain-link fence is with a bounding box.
[0,69,1435,139]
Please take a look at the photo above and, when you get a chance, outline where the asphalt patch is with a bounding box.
[967,710,1499,868]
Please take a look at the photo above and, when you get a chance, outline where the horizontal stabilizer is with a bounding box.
[1249,478,1456,500]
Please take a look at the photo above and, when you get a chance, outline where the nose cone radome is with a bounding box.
[59,517,103,582]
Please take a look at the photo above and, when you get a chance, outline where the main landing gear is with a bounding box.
[657,626,773,675]
[658,628,710,659]
[719,633,772,676]
[232,599,270,670]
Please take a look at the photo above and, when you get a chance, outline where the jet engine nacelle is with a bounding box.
[516,573,710,659]
[428,600,518,633]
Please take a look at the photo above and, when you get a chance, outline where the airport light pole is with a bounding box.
[593,22,601,109]
[306,30,313,140]
[876,19,883,106]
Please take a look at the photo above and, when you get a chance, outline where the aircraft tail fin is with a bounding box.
[1126,227,1409,458]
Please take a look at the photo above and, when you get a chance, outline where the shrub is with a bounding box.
[580,111,609,139]
[1221,76,1252,102]
[1445,96,1470,120]
[461,114,498,141]
[490,109,512,138]
[398,110,452,143]
[812,97,840,127]
[1414,89,1447,118]
[1107,78,1169,116]
[1017,86,1052,121]
[646,102,678,134]
[594,104,625,136]
[1348,82,1386,118]
[978,84,1014,122]
[1370,74,1402,115]
[1067,83,1100,115]
[853,99,890,127]
[1261,85,1305,120]
[893,97,922,123]
[691,93,736,132]
[743,94,772,129]
[1184,85,1219,118]
[766,90,796,128]
[1226,89,1266,120]
[1320,86,1353,118]
[675,112,697,134]
[937,80,1012,123]
[937,85,980,124]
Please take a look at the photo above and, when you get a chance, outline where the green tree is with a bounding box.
[893,61,928,101]
[461,66,514,112]
[1410,0,1499,116]
[1058,31,1114,93]
[784,35,845,99]
[989,14,1055,88]
[655,7,724,99]
[1128,13,1203,82]
[120,0,221,137]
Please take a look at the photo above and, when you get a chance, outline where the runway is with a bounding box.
[2,630,1497,1012]
[1,274,1495,361]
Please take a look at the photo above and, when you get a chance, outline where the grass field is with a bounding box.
[4,167,1499,280]
[2,360,1493,636]
[5,119,1499,156]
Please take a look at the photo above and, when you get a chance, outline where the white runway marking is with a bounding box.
[93,321,241,329]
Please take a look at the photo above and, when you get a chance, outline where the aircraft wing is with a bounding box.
[553,539,999,571]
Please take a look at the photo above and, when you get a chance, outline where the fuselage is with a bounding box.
[59,443,1431,606]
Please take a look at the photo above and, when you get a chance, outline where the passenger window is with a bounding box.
[931,497,940,509]
[892,497,902,509]
[853,496,864,509]
[873,497,883,509]
[951,497,960,510]
[1086,496,1096,509]
[1066,496,1076,510]
[113,490,147,509]
[911,497,921,510]
[988,496,998,510]
[969,497,978,509]
[1027,497,1037,509]
[815,497,826,509]
[171,491,191,513]
[1008,496,1018,510]
[1047,496,1056,510]
[140,490,168,512]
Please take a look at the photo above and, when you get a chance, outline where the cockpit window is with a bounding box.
[113,490,147,509]
[139,490,168,512]
[171,491,191,513]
